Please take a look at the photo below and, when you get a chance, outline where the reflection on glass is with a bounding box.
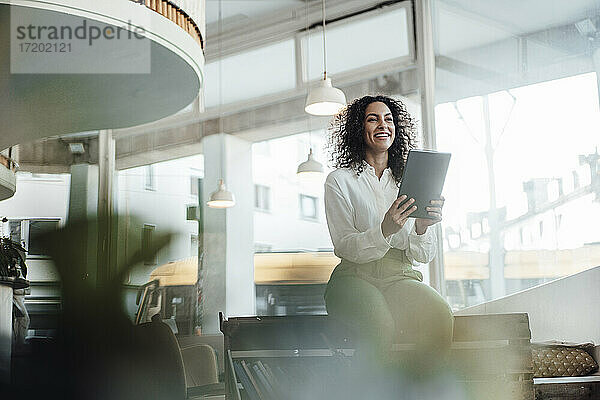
[204,40,296,107]
[302,7,410,81]
[433,0,600,310]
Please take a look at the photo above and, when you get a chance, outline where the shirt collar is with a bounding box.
[361,160,392,179]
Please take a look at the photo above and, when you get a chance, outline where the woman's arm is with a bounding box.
[324,181,392,264]
[388,219,437,264]
[406,221,437,263]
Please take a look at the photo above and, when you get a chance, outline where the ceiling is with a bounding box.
[10,0,600,171]
[205,0,305,27]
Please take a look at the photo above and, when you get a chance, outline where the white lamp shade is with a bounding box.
[305,78,346,116]
[297,149,324,174]
[207,179,235,208]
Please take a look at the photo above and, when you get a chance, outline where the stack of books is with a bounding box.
[231,356,350,400]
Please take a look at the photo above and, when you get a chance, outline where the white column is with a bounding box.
[68,164,100,285]
[593,47,600,107]
[201,133,254,333]
[0,283,12,384]
[97,130,117,284]
[67,131,117,287]
[415,0,446,295]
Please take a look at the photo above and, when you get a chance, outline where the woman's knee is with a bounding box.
[383,280,453,343]
[325,277,394,337]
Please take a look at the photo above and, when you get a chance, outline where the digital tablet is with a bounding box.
[397,149,451,219]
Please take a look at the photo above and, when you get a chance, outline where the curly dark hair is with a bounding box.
[327,95,417,183]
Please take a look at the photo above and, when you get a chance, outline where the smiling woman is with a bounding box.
[327,95,417,183]
[323,94,453,371]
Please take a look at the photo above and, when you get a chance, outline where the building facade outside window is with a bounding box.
[190,176,200,196]
[432,0,600,310]
[299,194,318,221]
[190,234,198,257]
[142,224,157,265]
[254,184,271,212]
[144,165,155,191]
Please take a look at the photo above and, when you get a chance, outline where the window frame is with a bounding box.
[299,194,319,222]
[298,2,415,84]
[190,176,200,197]
[5,218,62,259]
[254,184,272,213]
[144,165,156,191]
[142,224,158,266]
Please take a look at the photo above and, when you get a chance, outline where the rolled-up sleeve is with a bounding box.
[325,181,391,264]
[406,221,437,264]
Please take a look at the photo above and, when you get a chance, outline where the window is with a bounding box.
[252,131,333,256]
[433,1,600,310]
[142,224,157,265]
[204,39,296,107]
[299,194,318,221]
[190,176,199,196]
[254,185,271,212]
[302,6,411,81]
[190,234,198,257]
[27,220,59,256]
[144,165,155,191]
[4,218,59,257]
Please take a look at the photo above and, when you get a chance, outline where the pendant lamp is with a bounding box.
[207,0,235,209]
[305,0,346,116]
[297,148,324,175]
[207,178,235,208]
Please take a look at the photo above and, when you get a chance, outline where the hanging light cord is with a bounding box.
[321,0,327,80]
[306,0,313,151]
[218,0,225,181]
[305,0,310,82]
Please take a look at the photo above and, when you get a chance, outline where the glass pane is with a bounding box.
[204,40,296,107]
[190,176,199,196]
[252,131,332,252]
[254,184,271,211]
[303,7,410,81]
[142,224,156,265]
[300,195,317,219]
[28,219,60,256]
[0,171,69,299]
[433,0,600,310]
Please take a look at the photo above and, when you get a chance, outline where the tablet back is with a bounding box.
[397,150,451,219]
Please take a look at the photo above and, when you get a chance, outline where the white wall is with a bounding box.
[0,173,70,221]
[456,266,600,343]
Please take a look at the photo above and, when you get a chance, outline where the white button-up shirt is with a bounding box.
[324,162,437,265]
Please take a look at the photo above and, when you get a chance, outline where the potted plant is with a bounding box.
[0,217,29,290]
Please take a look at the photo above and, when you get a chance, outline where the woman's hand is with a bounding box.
[414,197,445,235]
[381,195,417,238]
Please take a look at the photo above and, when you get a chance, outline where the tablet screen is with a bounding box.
[397,150,451,219]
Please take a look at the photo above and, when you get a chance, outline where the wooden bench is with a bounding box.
[220,312,534,400]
